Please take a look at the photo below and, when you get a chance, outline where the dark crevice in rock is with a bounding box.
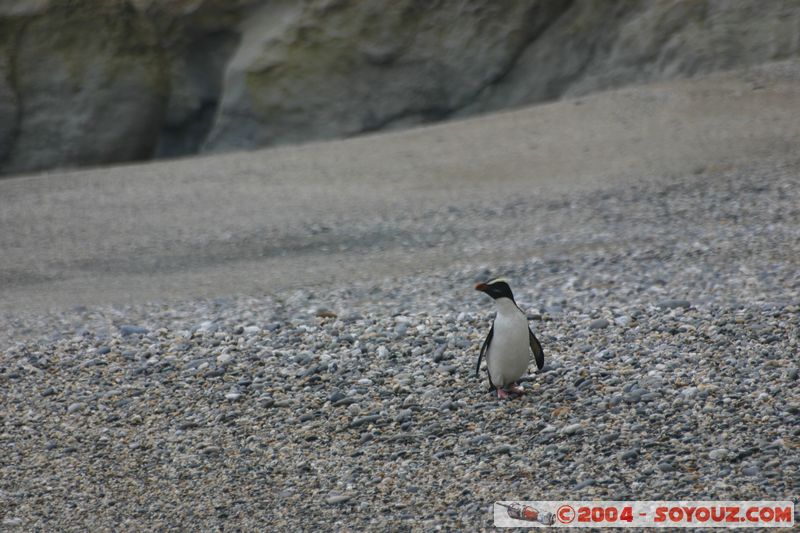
[154,30,240,159]
[0,20,26,172]
[155,99,219,159]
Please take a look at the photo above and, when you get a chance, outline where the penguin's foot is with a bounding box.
[496,388,511,400]
[509,383,525,394]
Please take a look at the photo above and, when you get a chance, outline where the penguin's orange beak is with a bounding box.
[475,282,488,292]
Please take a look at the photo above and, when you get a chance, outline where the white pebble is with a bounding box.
[615,315,631,326]
[709,448,729,460]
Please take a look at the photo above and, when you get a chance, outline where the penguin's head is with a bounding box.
[475,278,515,302]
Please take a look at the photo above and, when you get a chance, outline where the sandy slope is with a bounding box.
[1,60,799,312]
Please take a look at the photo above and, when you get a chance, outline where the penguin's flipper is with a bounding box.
[529,327,545,370]
[475,324,494,378]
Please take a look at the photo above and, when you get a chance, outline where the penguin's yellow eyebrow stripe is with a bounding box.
[487,277,508,285]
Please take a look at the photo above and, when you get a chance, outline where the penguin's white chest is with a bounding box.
[487,303,530,388]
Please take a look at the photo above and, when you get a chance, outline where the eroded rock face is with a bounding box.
[1,2,168,175]
[1,0,800,175]
[202,0,569,152]
[462,0,800,114]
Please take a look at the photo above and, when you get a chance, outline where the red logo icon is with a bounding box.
[557,505,576,524]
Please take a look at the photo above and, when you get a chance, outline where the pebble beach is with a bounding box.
[2,159,799,530]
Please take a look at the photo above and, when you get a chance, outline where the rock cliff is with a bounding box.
[1,0,799,175]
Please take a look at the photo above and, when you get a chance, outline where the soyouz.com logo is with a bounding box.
[494,501,795,528]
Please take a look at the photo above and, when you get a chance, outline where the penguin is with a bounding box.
[475,278,544,399]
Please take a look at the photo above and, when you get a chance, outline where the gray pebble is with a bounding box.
[119,325,148,336]
[225,390,242,401]
[657,462,675,473]
[326,492,354,505]
[599,432,619,444]
[350,415,381,428]
[640,392,659,402]
[657,299,691,310]
[439,401,457,411]
[394,410,412,423]
[469,435,490,446]
[620,449,639,461]
[492,444,513,455]
[742,466,759,476]
[589,318,609,330]
[258,397,275,408]
[201,446,222,455]
[614,315,631,327]
[328,390,346,403]
[66,402,85,414]
[709,448,729,460]
[437,364,457,374]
